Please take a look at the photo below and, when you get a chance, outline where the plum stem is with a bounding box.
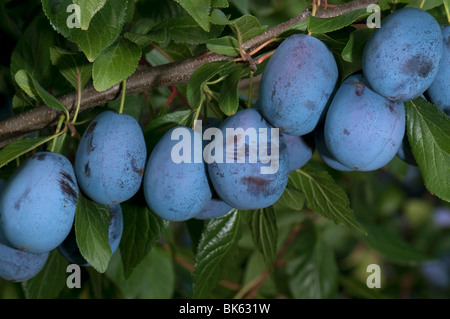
[247,71,254,109]
[50,115,67,153]
[71,69,82,124]
[119,80,126,114]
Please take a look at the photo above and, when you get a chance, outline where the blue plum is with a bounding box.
[207,108,289,210]
[258,34,338,135]
[396,134,417,166]
[314,124,354,172]
[324,74,405,171]
[427,25,450,116]
[75,111,147,205]
[0,152,78,253]
[362,8,443,102]
[282,133,314,171]
[194,198,233,220]
[143,126,212,221]
[0,241,49,282]
[57,204,123,266]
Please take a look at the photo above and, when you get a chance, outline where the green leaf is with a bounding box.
[275,176,306,211]
[294,164,366,234]
[174,0,211,31]
[14,69,39,100]
[406,0,444,10]
[10,15,56,90]
[0,135,59,169]
[49,46,93,90]
[92,39,141,92]
[193,209,240,298]
[21,250,68,299]
[286,220,338,299]
[106,247,175,298]
[75,192,111,273]
[249,207,278,270]
[124,30,167,48]
[341,28,373,65]
[15,70,70,120]
[41,0,129,61]
[143,109,195,152]
[212,0,228,8]
[72,0,107,30]
[358,220,430,266]
[339,276,387,299]
[308,9,366,34]
[187,60,235,109]
[405,99,450,202]
[153,16,224,45]
[206,36,239,56]
[231,14,266,42]
[119,203,170,279]
[219,65,249,115]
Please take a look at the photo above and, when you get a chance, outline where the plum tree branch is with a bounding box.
[0,0,378,148]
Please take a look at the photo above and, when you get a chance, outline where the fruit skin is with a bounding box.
[0,240,49,282]
[0,152,78,253]
[143,126,212,221]
[427,25,450,116]
[258,34,338,136]
[194,198,233,220]
[57,204,123,266]
[324,74,405,171]
[282,133,314,171]
[207,108,289,210]
[75,111,147,205]
[314,124,354,172]
[362,8,443,102]
[396,134,417,166]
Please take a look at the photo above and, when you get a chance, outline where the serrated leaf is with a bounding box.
[75,192,111,273]
[119,203,169,279]
[174,0,211,31]
[153,16,224,45]
[275,177,305,211]
[41,0,129,61]
[358,220,430,266]
[405,99,450,202]
[193,209,240,298]
[92,39,141,92]
[249,207,277,270]
[187,60,235,110]
[286,220,338,298]
[308,9,366,34]
[15,69,70,119]
[72,0,107,30]
[293,164,365,234]
[219,65,249,115]
[21,250,68,299]
[49,46,92,90]
[206,36,239,56]
[0,135,59,169]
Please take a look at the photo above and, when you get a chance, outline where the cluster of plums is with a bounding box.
[1,7,449,283]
